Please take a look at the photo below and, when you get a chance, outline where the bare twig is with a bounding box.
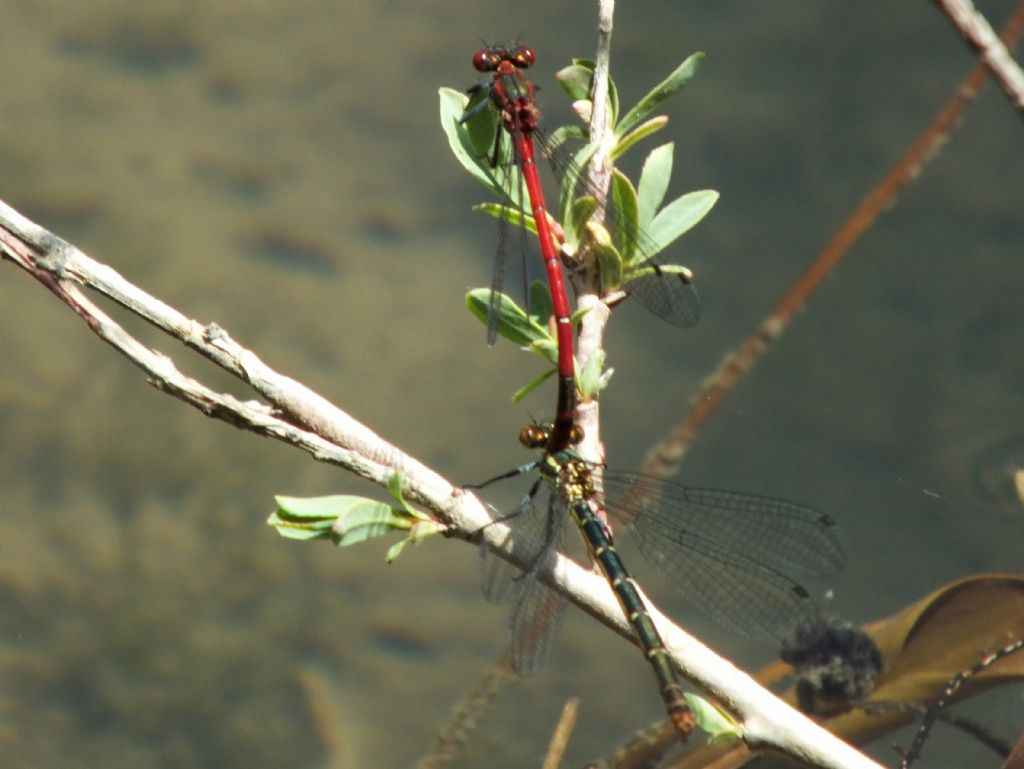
[540,697,582,769]
[898,638,1024,768]
[415,655,516,769]
[640,2,1024,481]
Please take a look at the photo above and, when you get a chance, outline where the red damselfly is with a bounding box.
[456,44,704,342]
[461,44,578,451]
[470,423,845,739]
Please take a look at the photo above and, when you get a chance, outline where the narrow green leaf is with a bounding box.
[275,494,357,520]
[544,124,588,158]
[387,472,432,522]
[555,60,618,125]
[558,140,599,233]
[637,143,674,230]
[528,280,553,328]
[569,305,590,326]
[684,692,742,741]
[610,116,668,163]
[387,520,447,563]
[332,502,409,531]
[555,62,595,101]
[439,87,525,208]
[527,338,559,368]
[512,367,557,402]
[466,289,551,350]
[646,189,719,256]
[610,170,640,264]
[615,52,703,140]
[387,472,406,508]
[578,349,609,400]
[569,195,599,246]
[473,202,538,236]
[461,88,500,159]
[439,88,498,191]
[583,220,623,290]
[336,522,399,549]
[386,539,413,563]
[267,512,333,541]
[270,495,410,548]
[333,502,414,549]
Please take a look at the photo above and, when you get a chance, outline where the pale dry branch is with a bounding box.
[933,0,1024,113]
[0,199,879,769]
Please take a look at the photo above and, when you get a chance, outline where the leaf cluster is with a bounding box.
[440,52,715,399]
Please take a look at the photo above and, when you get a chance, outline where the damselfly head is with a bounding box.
[509,45,536,69]
[471,48,501,72]
[518,422,585,449]
[472,45,536,73]
[519,423,549,449]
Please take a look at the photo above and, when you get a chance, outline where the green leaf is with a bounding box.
[684,693,741,741]
[270,493,444,559]
[528,280,553,329]
[544,123,588,158]
[268,513,333,541]
[637,143,674,231]
[645,189,718,258]
[578,349,610,400]
[461,88,500,159]
[274,494,358,520]
[334,502,409,548]
[583,219,623,290]
[387,472,406,507]
[512,367,557,402]
[610,116,668,163]
[386,520,448,563]
[610,170,640,264]
[557,140,600,234]
[439,87,525,209]
[569,195,600,247]
[569,305,590,327]
[555,59,618,126]
[473,202,538,236]
[466,289,557,365]
[386,539,413,562]
[615,52,703,140]
[555,61,595,102]
[386,472,429,520]
[439,88,496,190]
[269,495,409,547]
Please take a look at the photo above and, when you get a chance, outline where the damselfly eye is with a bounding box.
[519,424,549,449]
[511,46,536,69]
[472,49,499,72]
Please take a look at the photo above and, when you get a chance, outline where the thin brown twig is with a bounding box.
[414,655,517,769]
[638,1,1024,482]
[540,697,582,769]
[898,638,1024,768]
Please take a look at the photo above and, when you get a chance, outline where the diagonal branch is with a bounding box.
[0,198,881,769]
[933,0,1024,113]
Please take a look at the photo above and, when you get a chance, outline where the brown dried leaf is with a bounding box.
[665,574,1024,769]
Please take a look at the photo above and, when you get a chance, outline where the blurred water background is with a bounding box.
[1,1,1022,767]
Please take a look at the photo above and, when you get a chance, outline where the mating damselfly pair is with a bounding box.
[454,44,846,738]
[469,422,845,737]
